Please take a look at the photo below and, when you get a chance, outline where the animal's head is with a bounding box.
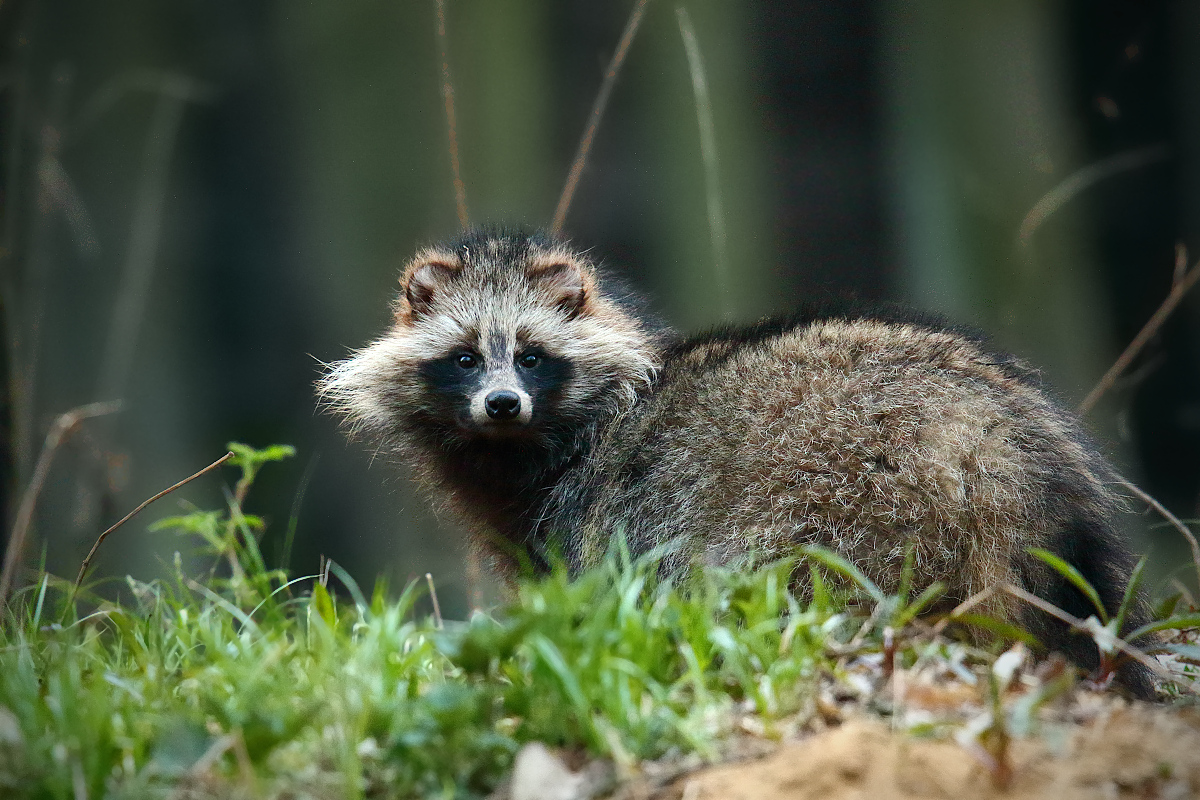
[319,229,660,451]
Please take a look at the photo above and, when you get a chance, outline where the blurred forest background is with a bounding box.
[1,0,1198,617]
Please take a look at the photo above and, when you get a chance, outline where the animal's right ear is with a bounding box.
[401,260,459,318]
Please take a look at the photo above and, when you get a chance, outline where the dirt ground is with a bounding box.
[661,702,1200,800]
[502,640,1200,800]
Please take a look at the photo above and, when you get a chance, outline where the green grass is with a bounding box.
[0,446,845,799]
[1,445,1196,799]
[0,548,843,799]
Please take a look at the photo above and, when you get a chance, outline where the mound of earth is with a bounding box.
[663,703,1200,800]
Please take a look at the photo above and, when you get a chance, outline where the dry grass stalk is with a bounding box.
[1119,477,1200,589]
[1078,256,1200,415]
[1002,582,1174,685]
[676,6,731,319]
[0,400,121,606]
[435,0,469,229]
[73,449,234,591]
[551,0,651,235]
[1018,144,1170,248]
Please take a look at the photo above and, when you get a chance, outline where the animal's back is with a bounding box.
[552,314,1135,639]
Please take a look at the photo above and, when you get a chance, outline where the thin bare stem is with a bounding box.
[425,572,443,629]
[1002,583,1175,685]
[1119,477,1200,587]
[1018,144,1169,247]
[1078,259,1200,415]
[435,0,469,229]
[0,400,121,606]
[676,7,731,319]
[73,450,234,591]
[551,0,651,235]
[930,583,1000,637]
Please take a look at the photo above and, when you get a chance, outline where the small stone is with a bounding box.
[507,742,613,800]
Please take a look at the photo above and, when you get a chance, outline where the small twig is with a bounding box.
[1119,477,1200,587]
[931,583,1000,637]
[73,450,234,591]
[426,572,443,629]
[0,401,121,606]
[551,0,651,235]
[1002,582,1175,685]
[435,0,469,229]
[676,7,731,320]
[1078,258,1200,415]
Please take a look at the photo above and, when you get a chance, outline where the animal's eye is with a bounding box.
[517,353,540,369]
[457,353,478,369]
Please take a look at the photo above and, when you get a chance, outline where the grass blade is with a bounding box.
[1124,613,1200,644]
[1114,555,1148,634]
[799,545,884,603]
[1027,547,1107,623]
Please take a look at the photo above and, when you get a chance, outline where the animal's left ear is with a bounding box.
[528,259,594,316]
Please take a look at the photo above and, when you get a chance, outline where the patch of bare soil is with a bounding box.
[504,634,1200,800]
[663,702,1200,800]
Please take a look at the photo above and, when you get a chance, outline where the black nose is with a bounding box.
[485,390,521,420]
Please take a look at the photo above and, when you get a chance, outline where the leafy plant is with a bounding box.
[148,442,295,611]
[798,543,945,633]
[1027,547,1200,687]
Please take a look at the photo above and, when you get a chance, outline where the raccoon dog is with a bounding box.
[320,227,1155,698]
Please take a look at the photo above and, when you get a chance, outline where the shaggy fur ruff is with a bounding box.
[320,228,1154,698]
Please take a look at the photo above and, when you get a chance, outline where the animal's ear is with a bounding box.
[528,259,593,317]
[401,259,459,317]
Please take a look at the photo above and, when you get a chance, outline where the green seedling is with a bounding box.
[1028,547,1200,689]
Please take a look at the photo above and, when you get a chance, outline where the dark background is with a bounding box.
[1,1,1197,615]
